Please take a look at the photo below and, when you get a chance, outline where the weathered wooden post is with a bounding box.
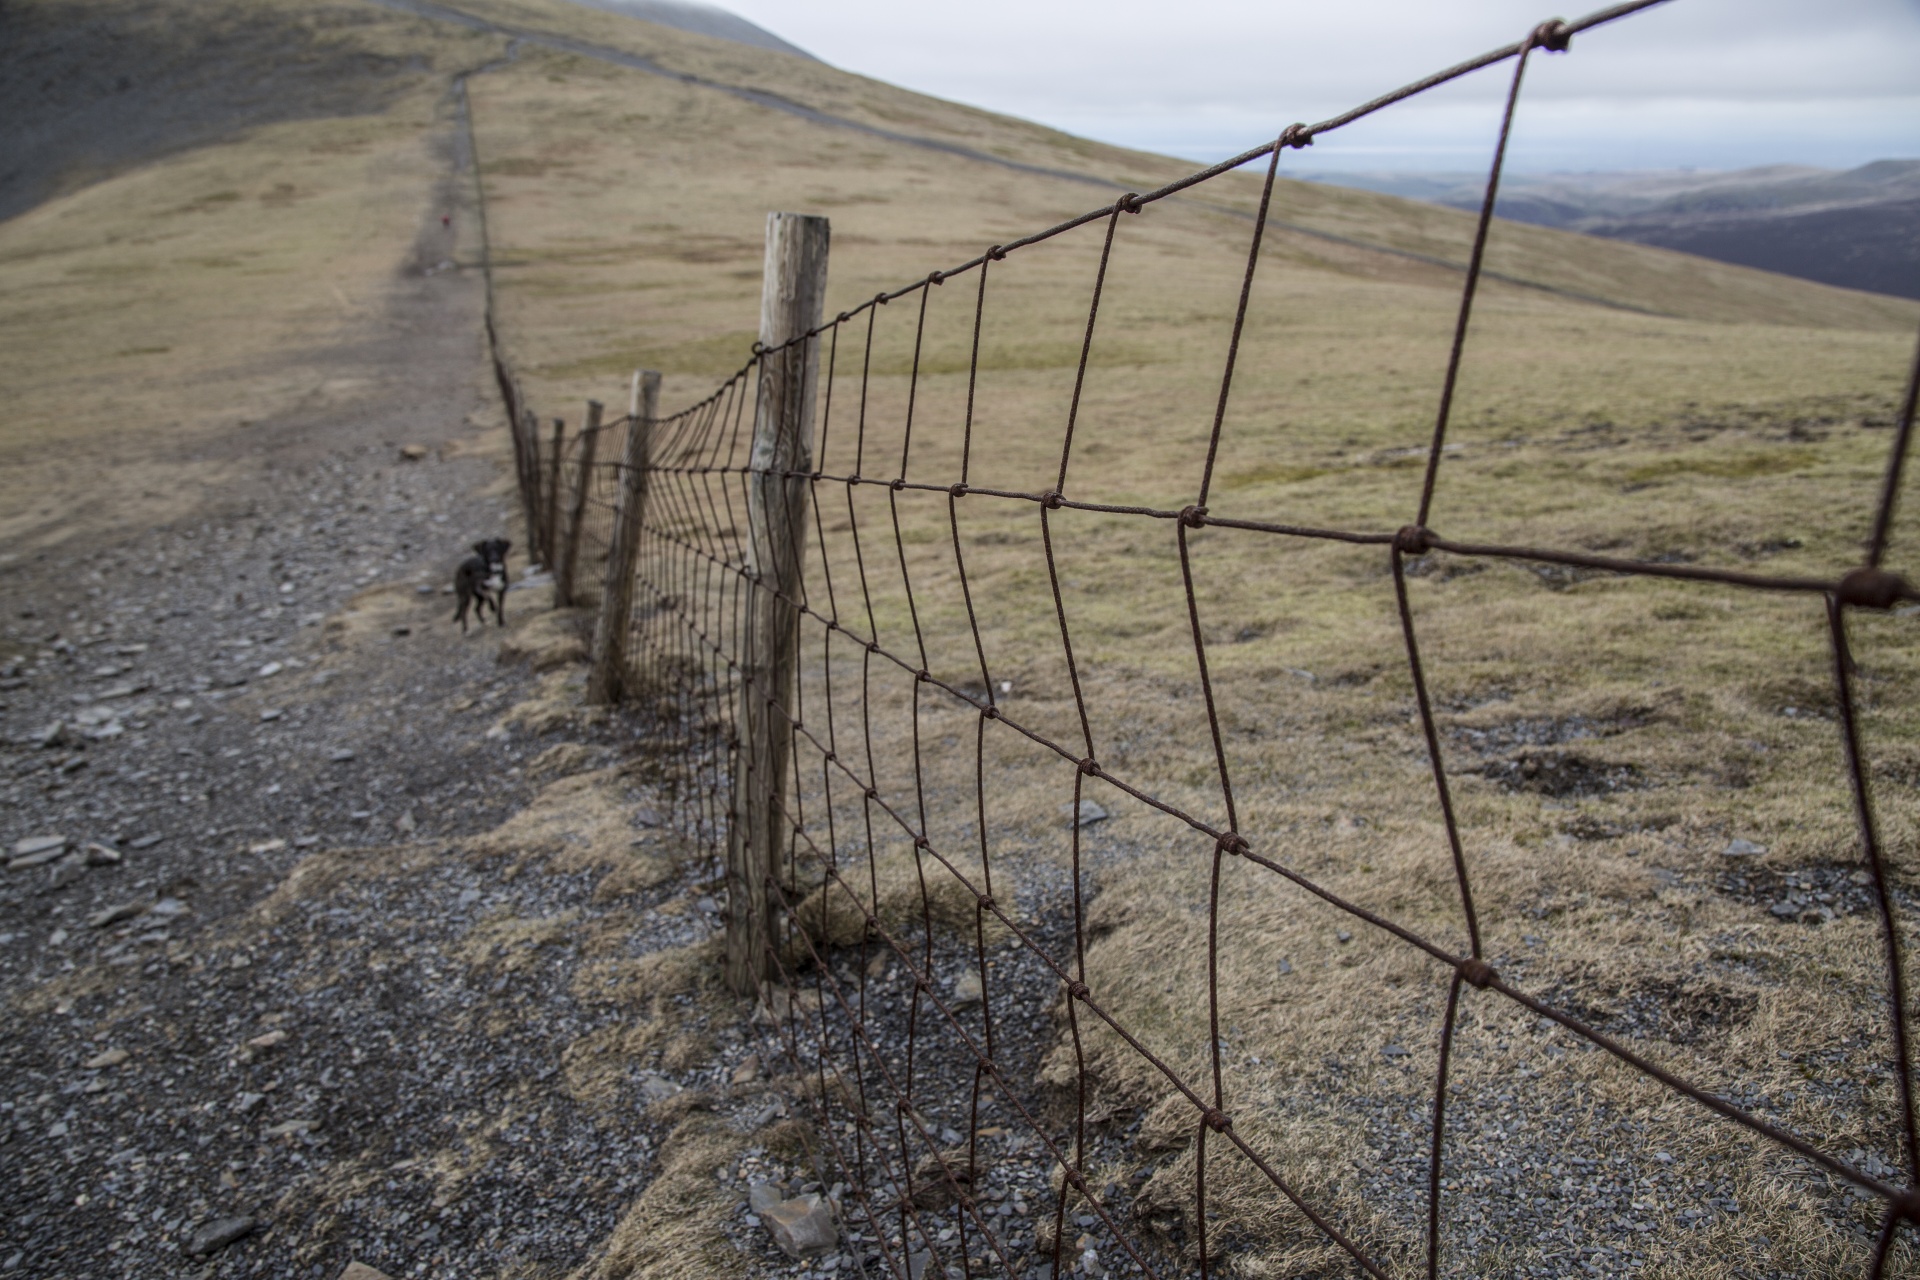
[519,406,544,564]
[725,211,830,995]
[557,400,603,607]
[588,372,660,705]
[543,417,566,575]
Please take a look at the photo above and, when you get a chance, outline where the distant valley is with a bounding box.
[1312,160,1920,301]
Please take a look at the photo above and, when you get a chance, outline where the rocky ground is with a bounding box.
[0,157,793,1278]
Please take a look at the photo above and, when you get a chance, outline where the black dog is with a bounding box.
[453,538,511,632]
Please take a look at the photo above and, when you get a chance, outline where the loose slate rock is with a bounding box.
[1067,800,1108,829]
[189,1216,256,1256]
[88,900,147,928]
[951,968,983,1008]
[762,1192,837,1258]
[12,834,67,859]
[85,1047,130,1070]
[1724,838,1768,857]
[640,1074,681,1102]
[339,1264,394,1280]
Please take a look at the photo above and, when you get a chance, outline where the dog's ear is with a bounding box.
[499,539,512,554]
[472,541,489,557]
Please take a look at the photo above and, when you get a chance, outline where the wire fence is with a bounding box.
[505,3,1920,1275]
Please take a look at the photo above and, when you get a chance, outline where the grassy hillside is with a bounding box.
[0,0,510,551]
[449,7,1920,1277]
[2,0,1917,1275]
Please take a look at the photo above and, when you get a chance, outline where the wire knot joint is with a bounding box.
[949,482,968,499]
[1217,832,1249,857]
[1179,504,1208,529]
[1393,524,1433,555]
[1116,192,1141,214]
[1458,957,1498,989]
[1278,123,1313,150]
[1203,1107,1232,1133]
[1067,980,1090,1001]
[1041,489,1066,510]
[1077,756,1098,776]
[1533,19,1571,52]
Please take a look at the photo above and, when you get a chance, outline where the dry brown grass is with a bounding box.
[8,0,1918,1271]
[455,7,1920,1275]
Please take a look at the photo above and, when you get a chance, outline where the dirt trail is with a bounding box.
[0,97,759,1279]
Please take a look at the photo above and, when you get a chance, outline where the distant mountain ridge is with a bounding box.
[1307,161,1920,301]
[559,0,814,59]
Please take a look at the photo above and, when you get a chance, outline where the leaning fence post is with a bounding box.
[557,401,603,607]
[725,211,830,996]
[588,372,660,705]
[543,417,566,576]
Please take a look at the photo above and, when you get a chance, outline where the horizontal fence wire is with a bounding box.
[521,2,1920,1275]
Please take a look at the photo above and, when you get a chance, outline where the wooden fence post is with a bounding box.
[725,211,830,996]
[588,372,660,705]
[557,400,602,607]
[519,406,544,564]
[543,417,566,575]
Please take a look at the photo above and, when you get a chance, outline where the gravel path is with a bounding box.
[0,160,734,1279]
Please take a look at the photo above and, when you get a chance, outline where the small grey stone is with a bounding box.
[950,968,983,1008]
[88,900,148,928]
[1770,901,1799,919]
[13,834,68,859]
[749,1180,787,1213]
[329,749,356,762]
[457,888,481,908]
[763,1194,838,1258]
[1724,838,1767,857]
[7,846,68,871]
[263,1118,318,1137]
[146,897,189,919]
[84,843,122,866]
[640,1074,681,1102]
[189,1216,256,1256]
[1381,1043,1409,1059]
[129,834,163,850]
[1335,929,1353,944]
[1067,800,1108,828]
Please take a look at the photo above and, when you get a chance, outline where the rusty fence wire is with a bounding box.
[523,2,1920,1275]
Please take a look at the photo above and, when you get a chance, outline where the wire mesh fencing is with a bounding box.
[523,2,1920,1275]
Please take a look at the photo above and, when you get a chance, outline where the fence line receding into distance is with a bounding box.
[499,2,1920,1275]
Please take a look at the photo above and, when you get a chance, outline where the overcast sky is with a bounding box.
[716,0,1920,173]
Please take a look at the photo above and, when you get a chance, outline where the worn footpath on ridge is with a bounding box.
[0,159,805,1280]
